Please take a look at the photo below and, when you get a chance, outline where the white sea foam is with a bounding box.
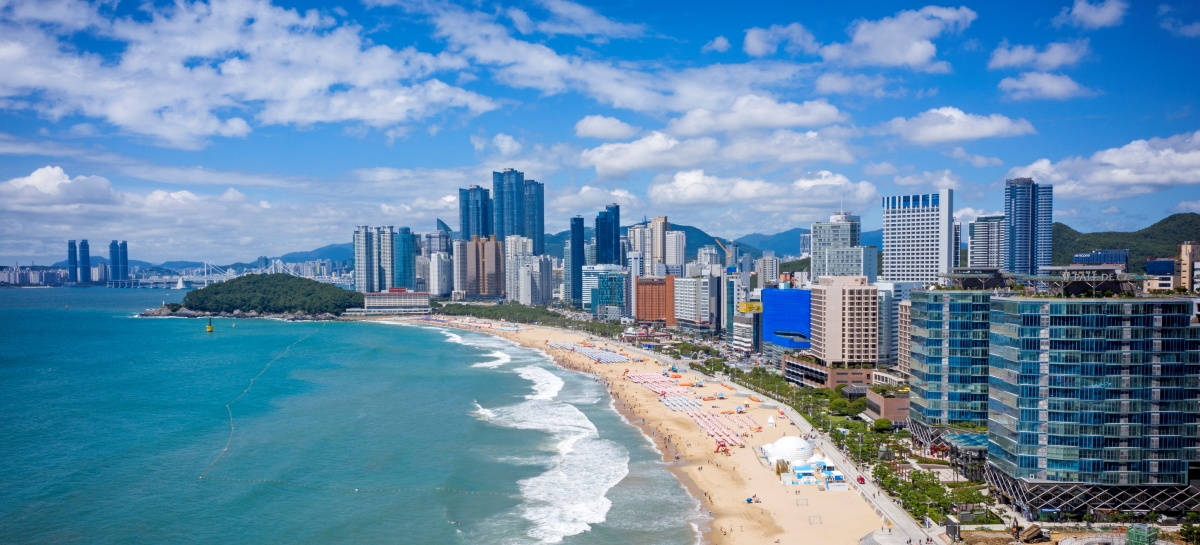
[472,401,496,420]
[442,331,465,344]
[515,366,564,401]
[474,365,630,543]
[472,351,513,369]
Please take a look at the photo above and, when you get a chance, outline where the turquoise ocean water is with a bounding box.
[0,289,701,544]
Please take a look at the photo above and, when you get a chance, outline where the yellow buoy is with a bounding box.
[206,318,214,333]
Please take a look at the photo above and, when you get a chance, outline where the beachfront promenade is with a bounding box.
[611,342,941,545]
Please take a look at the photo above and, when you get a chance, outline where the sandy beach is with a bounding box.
[393,316,884,545]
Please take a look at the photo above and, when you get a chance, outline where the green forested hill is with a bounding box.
[1053,213,1200,274]
[183,274,363,315]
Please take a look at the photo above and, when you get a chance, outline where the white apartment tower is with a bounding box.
[757,250,780,286]
[881,189,954,283]
[673,276,710,324]
[664,231,686,275]
[353,225,395,293]
[811,211,861,281]
[967,214,1006,268]
[429,252,453,297]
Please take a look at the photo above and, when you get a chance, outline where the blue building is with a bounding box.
[1072,249,1129,270]
[394,227,418,290]
[459,185,492,241]
[118,241,128,280]
[490,169,545,255]
[761,288,812,370]
[594,204,620,265]
[986,297,1200,516]
[1004,178,1053,275]
[67,240,78,283]
[78,239,91,283]
[568,216,585,308]
[524,180,544,255]
[907,289,991,450]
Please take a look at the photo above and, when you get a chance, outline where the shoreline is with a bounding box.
[393,316,884,545]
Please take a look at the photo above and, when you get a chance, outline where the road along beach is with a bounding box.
[399,316,885,545]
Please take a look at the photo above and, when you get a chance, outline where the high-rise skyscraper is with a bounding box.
[118,241,128,280]
[67,240,78,283]
[568,216,585,307]
[78,240,91,283]
[524,179,545,255]
[757,251,780,286]
[650,216,669,266]
[907,288,991,454]
[354,226,374,293]
[353,226,400,293]
[799,232,812,257]
[109,241,120,282]
[791,276,878,388]
[429,252,453,297]
[811,211,861,281]
[423,230,450,257]
[664,230,686,274]
[395,227,418,290]
[987,295,1199,515]
[489,169,545,255]
[594,204,620,265]
[492,168,525,242]
[967,215,1006,268]
[459,185,492,242]
[451,240,469,298]
[881,189,954,283]
[1003,178,1052,275]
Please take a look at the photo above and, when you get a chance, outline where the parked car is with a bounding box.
[857,475,866,484]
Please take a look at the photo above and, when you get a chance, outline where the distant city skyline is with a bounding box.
[2,0,1199,264]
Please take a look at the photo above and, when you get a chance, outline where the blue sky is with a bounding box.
[1,0,1199,264]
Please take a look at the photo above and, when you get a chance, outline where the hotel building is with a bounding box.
[881,189,955,283]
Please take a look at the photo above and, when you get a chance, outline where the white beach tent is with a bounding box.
[761,436,814,466]
[767,416,776,428]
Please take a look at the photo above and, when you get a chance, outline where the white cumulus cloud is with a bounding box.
[702,36,731,53]
[666,95,843,136]
[814,72,890,97]
[580,132,720,178]
[742,23,820,57]
[949,147,1003,167]
[885,107,1035,144]
[1054,0,1128,30]
[988,39,1090,70]
[527,0,646,41]
[819,6,977,73]
[998,72,1095,101]
[1008,130,1200,200]
[0,0,496,149]
[574,115,640,139]
[894,169,961,190]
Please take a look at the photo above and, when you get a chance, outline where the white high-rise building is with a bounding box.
[451,239,469,299]
[757,250,780,286]
[518,255,554,306]
[354,226,374,293]
[353,225,395,293]
[580,264,624,310]
[811,211,860,281]
[673,276,710,324]
[697,245,719,267]
[505,235,533,258]
[626,252,644,279]
[881,189,954,283]
[665,231,686,266]
[799,233,812,257]
[429,252,453,297]
[826,246,876,283]
[967,215,1006,268]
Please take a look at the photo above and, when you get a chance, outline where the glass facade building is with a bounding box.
[986,297,1200,516]
[394,227,418,290]
[761,288,811,367]
[1003,178,1053,276]
[568,217,585,308]
[67,240,78,283]
[908,290,992,445]
[459,186,492,242]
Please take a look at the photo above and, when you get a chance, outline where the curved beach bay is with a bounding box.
[0,289,700,544]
